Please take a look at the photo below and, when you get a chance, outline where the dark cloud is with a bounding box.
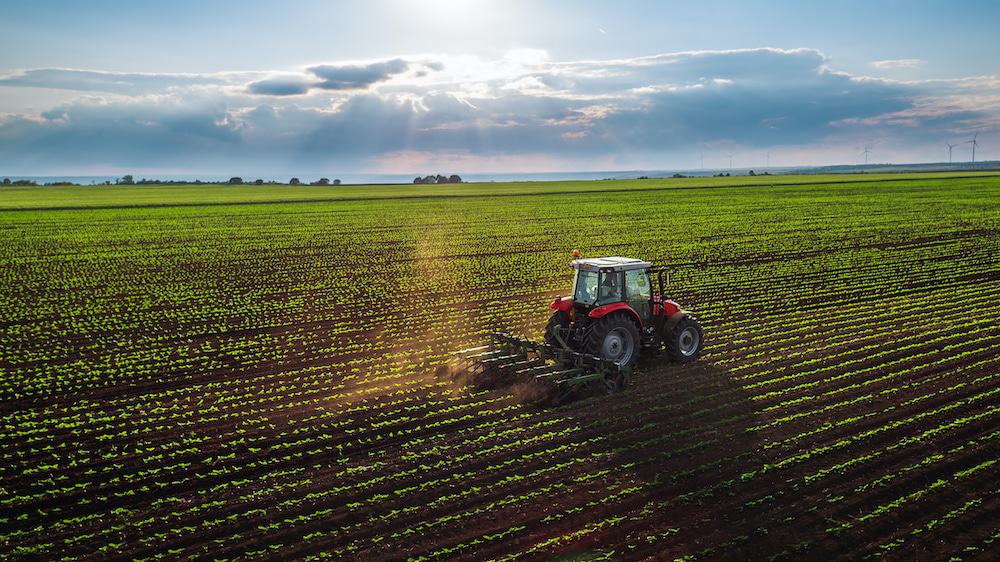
[243,59,441,96]
[589,66,914,147]
[307,58,410,90]
[0,95,243,170]
[246,77,314,96]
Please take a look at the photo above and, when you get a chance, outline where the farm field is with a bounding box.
[1,172,999,560]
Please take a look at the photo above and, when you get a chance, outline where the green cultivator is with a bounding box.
[454,332,631,404]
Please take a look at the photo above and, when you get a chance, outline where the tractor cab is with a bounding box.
[570,257,653,325]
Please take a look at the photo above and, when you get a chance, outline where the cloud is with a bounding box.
[871,59,924,69]
[1,48,998,173]
[0,94,243,171]
[246,76,314,96]
[242,58,443,97]
[308,58,410,90]
[0,68,239,95]
[0,59,439,99]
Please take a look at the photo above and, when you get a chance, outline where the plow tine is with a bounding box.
[535,368,582,381]
[516,363,560,377]
[506,359,545,373]
[480,354,526,365]
[461,349,507,361]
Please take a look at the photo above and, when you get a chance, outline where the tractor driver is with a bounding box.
[600,272,621,302]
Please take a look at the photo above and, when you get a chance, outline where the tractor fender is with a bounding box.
[662,310,692,335]
[655,298,681,318]
[588,302,644,329]
[550,296,574,313]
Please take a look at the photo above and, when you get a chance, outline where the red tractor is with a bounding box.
[544,256,703,367]
[455,254,703,401]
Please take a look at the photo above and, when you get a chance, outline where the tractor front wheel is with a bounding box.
[665,315,703,361]
[584,313,640,367]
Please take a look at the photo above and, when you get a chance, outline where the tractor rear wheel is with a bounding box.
[665,315,703,361]
[544,310,571,348]
[584,313,640,367]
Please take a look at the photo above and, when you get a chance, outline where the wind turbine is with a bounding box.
[861,145,873,165]
[700,154,704,170]
[967,133,979,163]
[728,153,734,171]
[946,142,958,164]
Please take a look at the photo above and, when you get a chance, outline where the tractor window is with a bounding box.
[573,270,599,304]
[574,270,623,305]
[626,269,652,324]
[597,271,623,305]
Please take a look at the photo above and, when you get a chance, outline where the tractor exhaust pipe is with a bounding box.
[657,270,669,296]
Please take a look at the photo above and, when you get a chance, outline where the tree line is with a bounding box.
[2,175,468,187]
[2,178,44,186]
[413,174,463,184]
[115,175,344,186]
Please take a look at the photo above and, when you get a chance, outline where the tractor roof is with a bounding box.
[571,256,652,272]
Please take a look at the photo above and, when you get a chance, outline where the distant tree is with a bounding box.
[448,174,462,183]
[748,170,756,176]
[228,177,244,184]
[312,178,330,186]
[413,177,424,184]
[421,175,435,184]
[2,178,10,186]
[434,174,448,184]
[254,179,264,185]
[289,177,301,185]
[672,173,685,178]
[118,174,135,185]
[333,179,341,185]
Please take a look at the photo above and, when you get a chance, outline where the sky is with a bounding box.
[1,0,999,177]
